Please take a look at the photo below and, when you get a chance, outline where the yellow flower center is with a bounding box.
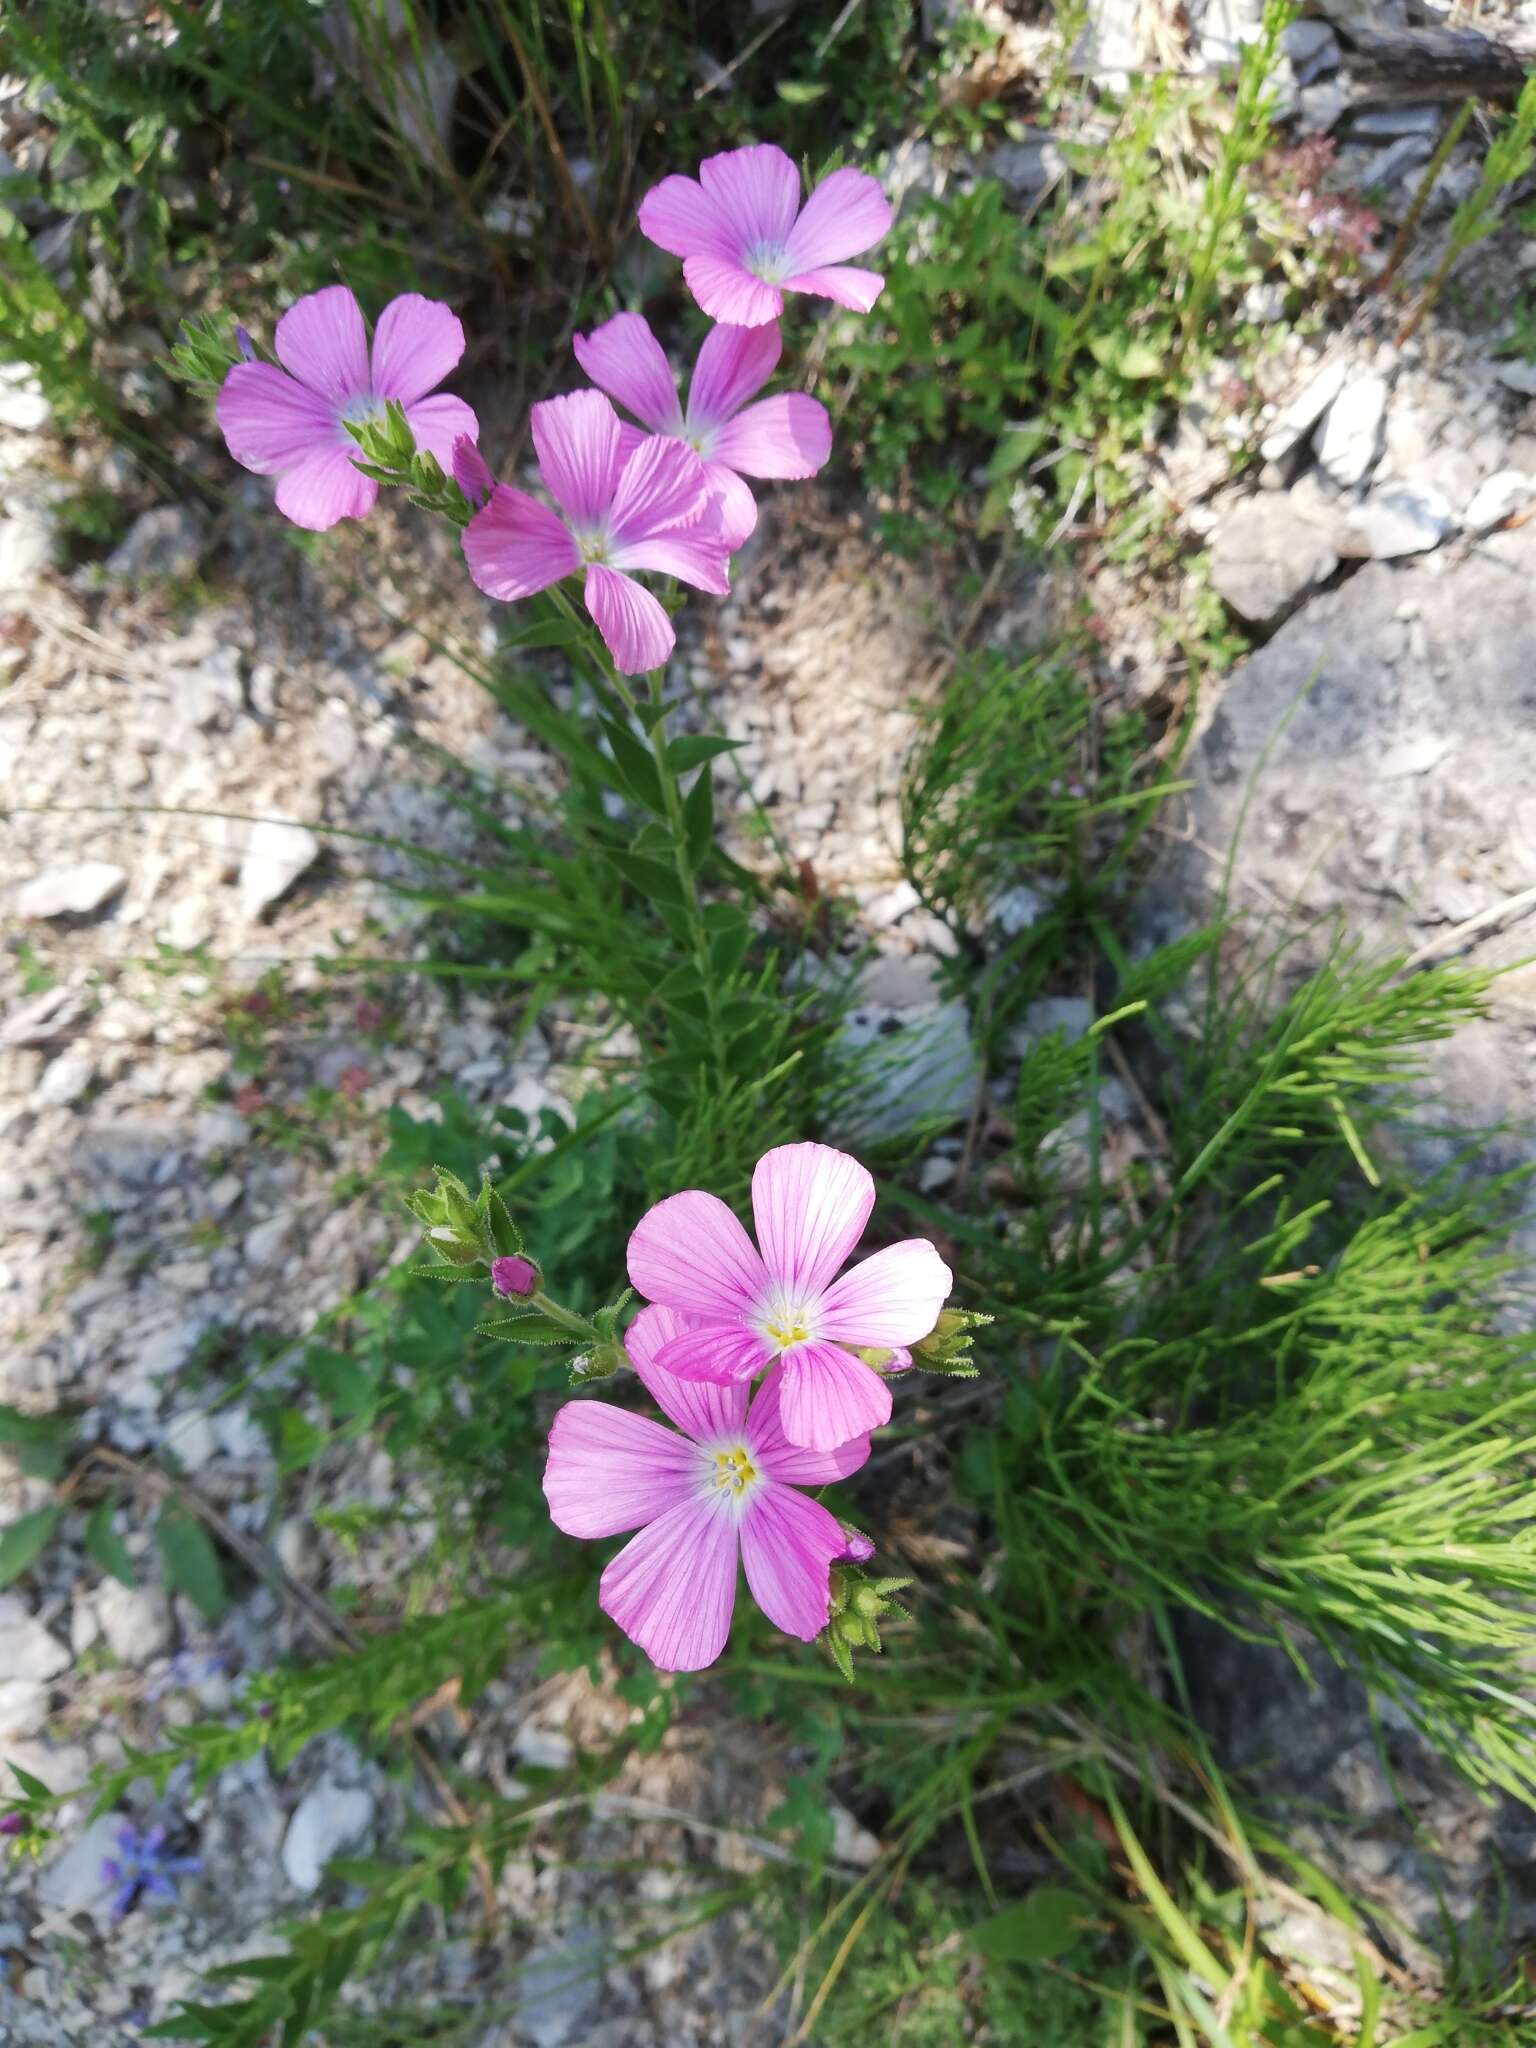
[762,1313,812,1349]
[711,1445,758,1496]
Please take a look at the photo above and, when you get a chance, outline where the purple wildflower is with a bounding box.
[0,1812,23,1838]
[573,314,832,549]
[217,284,478,531]
[637,144,892,328]
[100,1822,200,1919]
[491,1254,538,1298]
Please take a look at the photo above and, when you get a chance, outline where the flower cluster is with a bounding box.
[542,1142,955,1672]
[216,144,891,675]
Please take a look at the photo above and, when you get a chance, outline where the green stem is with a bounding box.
[529,1289,601,1344]
[544,581,731,1085]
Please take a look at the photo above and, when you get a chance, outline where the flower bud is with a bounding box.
[235,325,255,362]
[491,1254,539,1299]
[833,1525,875,1564]
[822,1566,912,1682]
[909,1306,990,1376]
[0,1813,22,1837]
[452,434,494,512]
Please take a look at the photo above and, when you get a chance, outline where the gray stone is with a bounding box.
[1343,483,1453,559]
[1017,996,1095,1046]
[831,958,978,1142]
[0,1597,70,1684]
[1,985,88,1049]
[989,883,1048,936]
[1282,19,1338,78]
[238,819,321,919]
[17,861,127,920]
[36,1814,126,1921]
[1208,494,1339,628]
[1316,374,1390,489]
[1496,359,1536,398]
[982,136,1067,201]
[34,1053,95,1107]
[0,501,57,597]
[172,647,243,732]
[1465,470,1534,535]
[1258,357,1347,477]
[105,504,206,583]
[1349,103,1442,140]
[514,1930,606,2048]
[282,1779,376,1893]
[1365,134,1433,193]
[94,1579,174,1664]
[0,364,50,433]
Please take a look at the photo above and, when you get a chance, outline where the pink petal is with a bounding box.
[740,1483,845,1641]
[607,434,708,551]
[217,362,340,473]
[370,293,466,406]
[462,485,579,600]
[583,562,674,676]
[655,1321,775,1386]
[573,313,683,435]
[781,264,886,314]
[702,462,758,550]
[745,1363,872,1486]
[628,1188,769,1319]
[609,532,731,596]
[782,167,893,272]
[778,1342,892,1452]
[452,434,494,510]
[682,256,783,329]
[543,1397,701,1538]
[273,284,370,405]
[713,394,832,480]
[273,446,377,531]
[600,1496,738,1671]
[531,388,622,527]
[698,143,801,248]
[818,1240,954,1348]
[751,1143,875,1300]
[403,394,479,469]
[685,321,780,433]
[637,173,734,261]
[626,1304,751,1441]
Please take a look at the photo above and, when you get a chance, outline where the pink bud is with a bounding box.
[834,1526,875,1565]
[452,435,494,512]
[0,1812,23,1836]
[491,1255,537,1298]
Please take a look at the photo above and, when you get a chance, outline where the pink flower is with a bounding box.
[452,432,493,512]
[626,1142,952,1452]
[572,314,831,549]
[217,286,478,532]
[638,144,892,328]
[543,1303,870,1671]
[461,389,731,675]
[491,1254,538,1298]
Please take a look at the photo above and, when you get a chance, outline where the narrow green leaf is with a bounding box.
[667,734,742,771]
[154,1512,228,1620]
[598,715,666,814]
[0,1507,61,1587]
[85,1500,136,1588]
[683,768,714,869]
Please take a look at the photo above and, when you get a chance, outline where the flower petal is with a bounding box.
[607,434,708,548]
[712,394,832,481]
[685,321,780,433]
[370,293,466,406]
[628,1188,769,1319]
[626,1303,752,1442]
[637,172,733,261]
[452,433,494,510]
[402,394,479,469]
[782,167,893,272]
[702,461,758,550]
[778,1342,892,1452]
[217,362,339,473]
[462,485,579,600]
[573,313,683,435]
[608,531,731,595]
[752,1143,875,1300]
[543,1396,701,1538]
[740,1483,845,1641]
[656,1322,775,1386]
[682,256,783,329]
[583,562,674,675]
[531,387,622,527]
[698,143,801,248]
[273,284,370,405]
[273,447,378,530]
[818,1240,954,1347]
[782,264,885,314]
[745,1363,872,1485]
[600,1495,738,1671]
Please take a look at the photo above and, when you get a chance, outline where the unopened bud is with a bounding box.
[822,1566,912,1682]
[491,1254,538,1299]
[909,1306,990,1376]
[834,1525,875,1564]
[235,325,255,362]
[0,1813,22,1837]
[452,434,494,512]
